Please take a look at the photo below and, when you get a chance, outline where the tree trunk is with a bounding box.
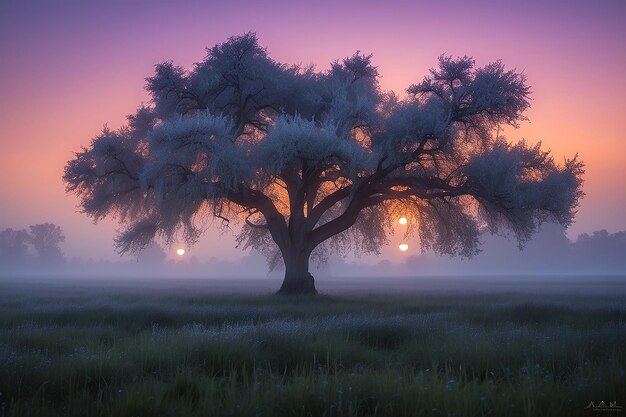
[276,248,317,295]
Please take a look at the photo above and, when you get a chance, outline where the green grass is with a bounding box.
[0,279,624,416]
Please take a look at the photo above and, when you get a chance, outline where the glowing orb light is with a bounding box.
[399,244,409,252]
[176,248,185,256]
[398,217,408,225]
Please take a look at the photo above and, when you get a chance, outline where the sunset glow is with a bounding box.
[0,1,624,263]
[398,217,408,225]
[176,248,185,256]
[399,244,409,252]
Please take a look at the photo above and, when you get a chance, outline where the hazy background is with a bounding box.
[2,223,625,282]
[1,0,625,270]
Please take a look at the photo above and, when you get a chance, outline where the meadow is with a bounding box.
[0,277,624,417]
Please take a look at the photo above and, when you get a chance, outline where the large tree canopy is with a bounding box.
[64,33,584,294]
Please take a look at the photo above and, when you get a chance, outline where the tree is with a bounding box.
[28,223,65,265]
[572,230,626,271]
[137,241,167,265]
[0,228,31,265]
[63,33,584,294]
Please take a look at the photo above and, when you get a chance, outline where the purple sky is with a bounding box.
[1,0,625,262]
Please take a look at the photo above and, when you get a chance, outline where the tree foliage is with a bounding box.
[28,223,66,265]
[137,241,167,265]
[63,33,584,277]
[0,223,65,266]
[0,228,31,264]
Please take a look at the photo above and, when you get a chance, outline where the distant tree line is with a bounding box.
[0,223,65,266]
[0,221,624,276]
[394,225,626,276]
[570,230,626,271]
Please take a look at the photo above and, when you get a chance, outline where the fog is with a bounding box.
[1,223,624,287]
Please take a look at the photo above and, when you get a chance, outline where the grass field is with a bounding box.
[0,277,624,416]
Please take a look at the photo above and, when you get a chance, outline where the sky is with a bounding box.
[0,0,625,263]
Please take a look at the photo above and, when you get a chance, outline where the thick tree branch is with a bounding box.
[307,186,352,229]
[308,175,471,250]
[226,185,289,249]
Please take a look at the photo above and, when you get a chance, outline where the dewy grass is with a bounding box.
[0,280,624,416]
